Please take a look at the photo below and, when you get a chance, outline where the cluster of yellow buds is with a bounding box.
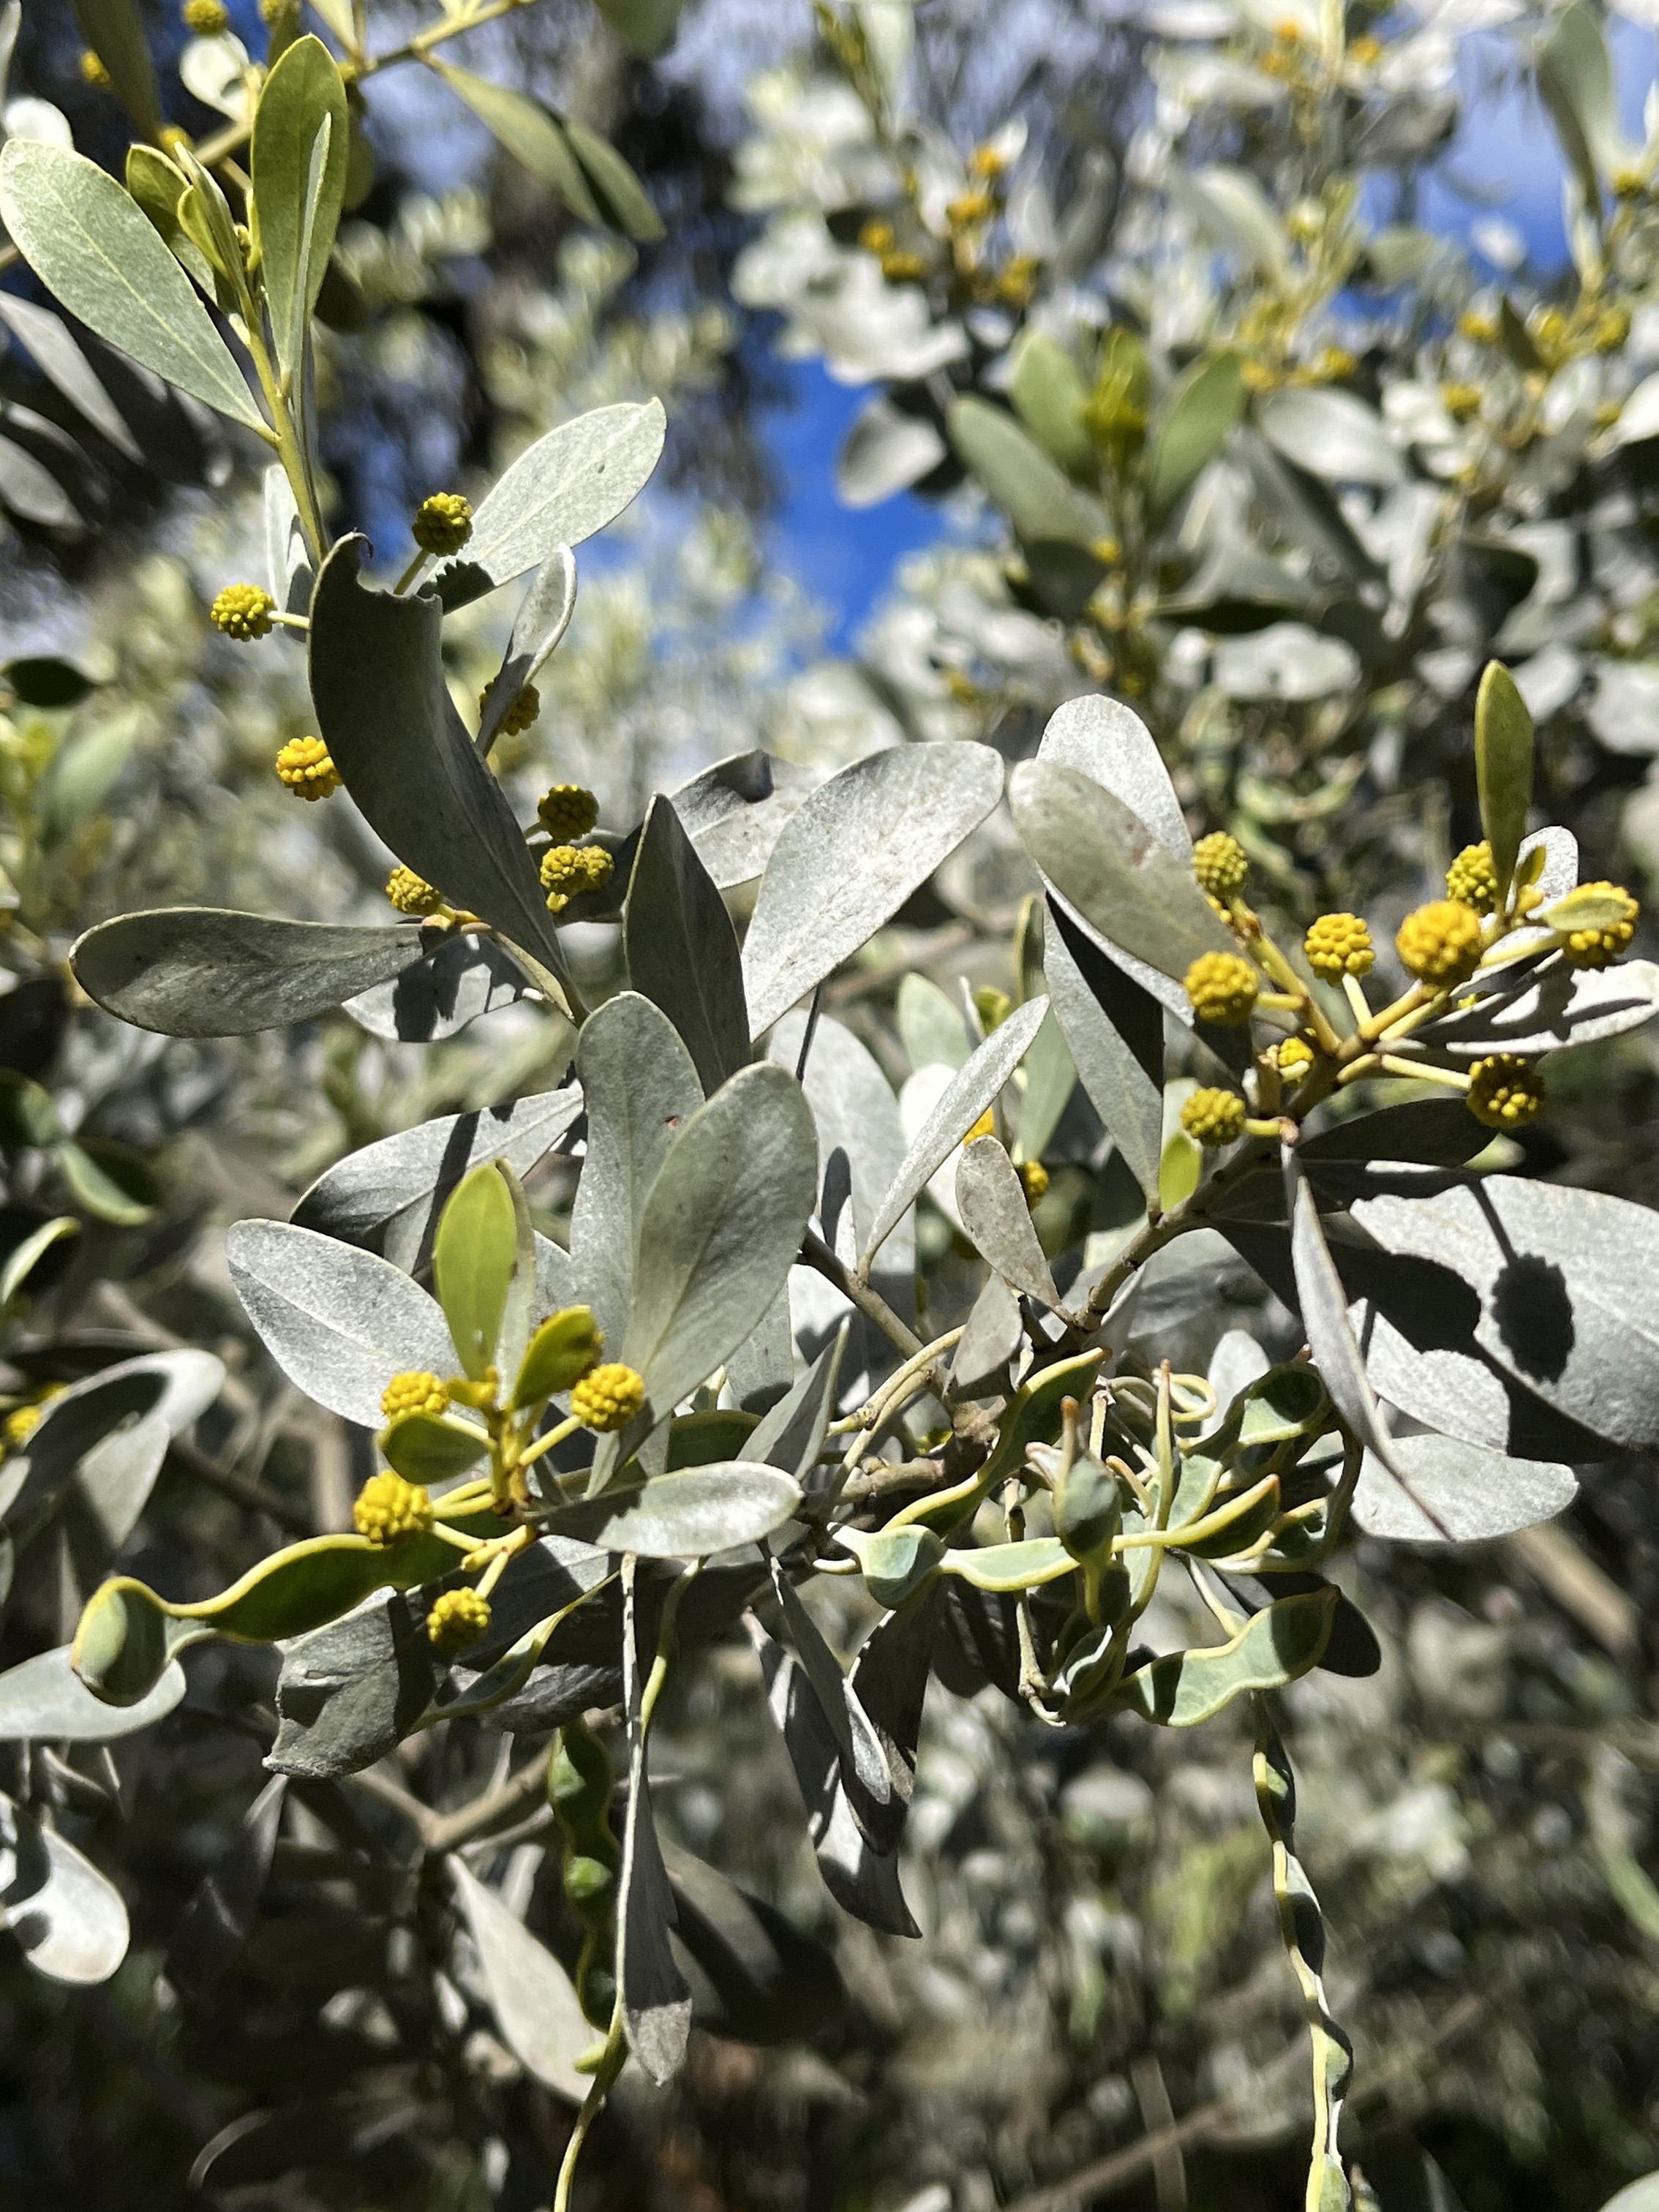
[1181,1088,1247,1148]
[411,493,473,557]
[182,0,229,31]
[80,48,113,89]
[382,1371,451,1421]
[1304,912,1374,982]
[859,217,930,285]
[385,866,444,916]
[1395,900,1483,986]
[1192,831,1249,900]
[569,1363,646,1433]
[1015,1159,1049,1207]
[481,681,540,737]
[1441,383,1483,421]
[428,1587,491,1653]
[1467,1053,1546,1130]
[541,843,614,914]
[1274,1036,1315,1084]
[211,583,276,642]
[353,1470,434,1546]
[1184,950,1260,1027]
[1554,881,1638,968]
[537,785,599,842]
[1445,841,1499,913]
[274,735,340,801]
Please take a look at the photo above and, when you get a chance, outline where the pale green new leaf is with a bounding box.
[1475,661,1534,908]
[252,34,350,377]
[429,60,603,225]
[1113,1587,1336,1725]
[947,394,1107,544]
[0,143,266,432]
[1146,350,1246,522]
[1009,328,1094,476]
[433,1163,519,1380]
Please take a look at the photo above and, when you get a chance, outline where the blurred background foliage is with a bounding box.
[5,2,1659,2209]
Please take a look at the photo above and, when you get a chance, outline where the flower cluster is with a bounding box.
[211,584,276,642]
[569,1363,646,1432]
[385,866,444,916]
[1304,913,1374,982]
[353,1472,434,1546]
[541,843,614,914]
[411,493,473,557]
[274,736,340,801]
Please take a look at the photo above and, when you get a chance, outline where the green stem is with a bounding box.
[552,2017,628,2212]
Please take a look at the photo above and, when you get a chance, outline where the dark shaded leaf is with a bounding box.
[167,1777,286,2004]
[625,795,749,1096]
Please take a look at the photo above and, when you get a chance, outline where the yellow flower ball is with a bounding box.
[541,842,614,914]
[537,784,600,842]
[1445,841,1498,914]
[1015,1159,1049,1208]
[353,1472,434,1546]
[1304,912,1374,981]
[211,582,276,642]
[1396,900,1483,986]
[570,1362,646,1433]
[1192,832,1248,899]
[80,49,113,89]
[385,865,443,915]
[481,680,540,737]
[1467,1054,1546,1130]
[1181,1088,1247,1148]
[274,735,340,800]
[411,492,473,557]
[1184,950,1260,1027]
[428,1587,492,1654]
[182,0,230,32]
[381,1371,450,1421]
[1557,881,1638,968]
[1275,1036,1315,1083]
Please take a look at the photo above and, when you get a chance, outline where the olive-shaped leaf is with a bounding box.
[1475,661,1534,908]
[476,547,577,756]
[1045,898,1165,1205]
[0,294,142,464]
[433,1162,518,1380]
[621,1061,819,1423]
[293,1083,583,1269]
[0,142,265,432]
[955,1135,1061,1306]
[617,1571,693,2083]
[1009,328,1094,475]
[380,1410,489,1484]
[451,1858,592,2102]
[0,1788,129,1984]
[251,35,349,377]
[225,1219,456,1429]
[570,992,702,1350]
[0,1643,185,1742]
[546,1464,802,1557]
[309,541,571,987]
[625,794,750,1096]
[946,394,1107,544]
[1146,350,1246,522]
[860,996,1049,1270]
[741,742,1004,1039]
[1112,1587,1337,1726]
[429,62,604,227]
[432,399,666,610]
[71,908,426,1038]
[939,1538,1075,1592]
[1353,1432,1577,1543]
[0,1214,78,1306]
[746,1323,847,1490]
[769,1009,911,1286]
[69,0,162,137]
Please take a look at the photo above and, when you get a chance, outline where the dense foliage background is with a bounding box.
[6,4,1659,2210]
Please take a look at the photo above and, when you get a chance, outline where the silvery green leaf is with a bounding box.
[0,142,264,432]
[1412,954,1659,1060]
[838,394,947,508]
[1034,692,1190,868]
[748,1323,847,1489]
[940,1538,1075,1590]
[1146,351,1246,522]
[451,1858,591,2101]
[0,426,79,530]
[1257,387,1403,487]
[293,1083,582,1271]
[742,741,1004,1038]
[1017,1006,1075,1165]
[433,399,666,610]
[622,1063,819,1421]
[625,794,750,1096]
[570,992,701,1349]
[71,908,426,1038]
[617,1571,692,2083]
[1353,1431,1577,1543]
[428,61,603,226]
[1211,622,1361,701]
[251,34,348,377]
[841,1587,938,1853]
[955,1135,1060,1306]
[896,971,970,1072]
[267,1591,442,1780]
[1300,1097,1482,1165]
[1009,328,1094,475]
[951,1272,1022,1396]
[0,1787,128,1984]
[309,539,571,985]
[0,294,141,462]
[344,931,538,1045]
[1538,1,1628,211]
[563,116,664,244]
[861,995,1049,1268]
[263,463,312,614]
[1352,1174,1659,1449]
[1011,759,1233,986]
[68,0,162,138]
[1175,164,1288,277]
[476,547,576,756]
[1600,2179,1659,2212]
[770,1010,911,1287]
[750,1620,919,1938]
[725,1287,793,1415]
[769,1559,891,1808]
[225,1220,454,1429]
[1,1350,222,1551]
[549,1463,801,1557]
[947,394,1107,544]
[1044,898,1163,1205]
[63,1410,170,1587]
[666,749,812,889]
[0,1643,184,1742]
[166,1775,285,2004]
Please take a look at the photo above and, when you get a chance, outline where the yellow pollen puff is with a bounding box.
[1192,831,1249,899]
[411,492,473,557]
[1347,34,1382,64]
[946,187,996,228]
[274,734,340,800]
[2,1402,44,1451]
[211,582,276,641]
[1441,382,1482,421]
[182,0,230,31]
[537,783,600,841]
[968,144,1008,178]
[1595,305,1631,352]
[1467,1054,1546,1130]
[353,1471,434,1546]
[994,255,1040,306]
[386,865,443,915]
[1181,1088,1247,1148]
[381,1370,451,1421]
[1275,1036,1315,1083]
[1395,899,1483,985]
[1184,950,1260,1028]
[1557,880,1638,968]
[966,1107,996,1143]
[541,842,614,914]
[570,1362,646,1433]
[428,1587,492,1653]
[1458,307,1498,345]
[1445,840,1498,913]
[1304,912,1374,981]
[881,249,930,282]
[481,680,540,736]
[80,48,113,87]
[859,217,897,255]
[1015,1159,1049,1208]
